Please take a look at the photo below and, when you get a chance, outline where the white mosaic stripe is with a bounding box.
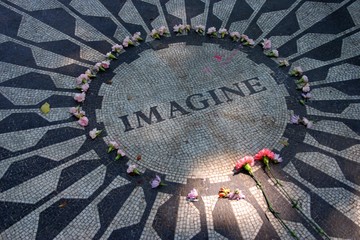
[202,195,228,239]
[0,86,75,105]
[255,0,303,44]
[303,133,360,165]
[296,152,360,192]
[0,150,100,204]
[0,62,77,89]
[311,87,360,101]
[0,1,102,62]
[142,0,169,32]
[118,0,151,41]
[311,63,360,86]
[348,0,360,25]
[213,0,237,28]
[306,103,360,121]
[0,165,108,240]
[229,0,266,33]
[311,120,360,140]
[140,192,172,240]
[0,121,83,152]
[175,197,201,240]
[341,31,360,58]
[288,26,360,60]
[10,0,61,11]
[284,162,360,228]
[100,187,147,239]
[190,0,210,29]
[0,135,86,178]
[0,33,90,69]
[0,107,72,123]
[166,0,187,26]
[230,200,262,240]
[55,176,130,240]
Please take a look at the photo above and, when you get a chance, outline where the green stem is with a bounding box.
[265,167,331,240]
[249,173,299,240]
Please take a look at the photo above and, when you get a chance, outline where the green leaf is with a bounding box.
[40,102,50,114]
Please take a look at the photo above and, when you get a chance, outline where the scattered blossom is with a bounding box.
[150,29,160,39]
[89,128,102,139]
[187,188,199,202]
[228,189,245,200]
[106,52,117,60]
[218,187,231,198]
[127,164,140,175]
[230,31,240,41]
[290,66,303,76]
[122,36,134,47]
[78,116,89,127]
[115,149,126,160]
[111,44,123,53]
[81,83,89,92]
[274,154,283,163]
[261,39,271,50]
[302,83,310,93]
[107,141,120,153]
[218,28,228,38]
[69,106,85,119]
[76,74,89,85]
[158,26,169,36]
[150,175,166,188]
[267,49,279,58]
[279,59,290,67]
[132,32,143,42]
[290,115,300,124]
[207,27,217,37]
[302,117,313,128]
[195,25,205,34]
[74,92,86,103]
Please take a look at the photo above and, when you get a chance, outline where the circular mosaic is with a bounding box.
[100,42,289,179]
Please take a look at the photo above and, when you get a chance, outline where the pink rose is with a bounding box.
[78,116,89,127]
[262,39,271,50]
[76,74,88,85]
[69,107,78,114]
[101,61,110,69]
[74,92,86,102]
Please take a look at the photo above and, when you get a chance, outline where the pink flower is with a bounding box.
[195,25,205,34]
[127,164,140,175]
[94,62,103,72]
[228,189,245,200]
[74,92,86,102]
[299,75,309,83]
[235,156,254,172]
[302,83,310,93]
[158,26,168,36]
[122,36,133,47]
[290,66,303,76]
[187,188,199,201]
[112,44,123,53]
[173,24,185,33]
[115,149,126,160]
[132,32,143,41]
[107,141,120,153]
[240,34,249,42]
[230,31,240,41]
[301,93,311,99]
[218,28,228,38]
[81,83,89,92]
[76,74,88,85]
[207,27,217,36]
[101,60,110,69]
[291,115,300,124]
[85,69,96,78]
[254,148,275,161]
[302,117,313,128]
[150,29,160,39]
[267,49,279,57]
[150,175,162,188]
[261,39,271,50]
[89,128,102,139]
[69,106,78,115]
[245,38,254,46]
[78,116,89,127]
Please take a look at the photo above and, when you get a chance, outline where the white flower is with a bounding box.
[111,44,123,53]
[218,28,228,38]
[158,26,168,36]
[89,128,102,139]
[195,25,205,34]
[302,83,310,92]
[207,27,217,36]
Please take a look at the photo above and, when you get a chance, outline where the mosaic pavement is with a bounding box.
[0,0,359,239]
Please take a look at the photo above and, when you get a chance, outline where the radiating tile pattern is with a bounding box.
[0,0,360,239]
